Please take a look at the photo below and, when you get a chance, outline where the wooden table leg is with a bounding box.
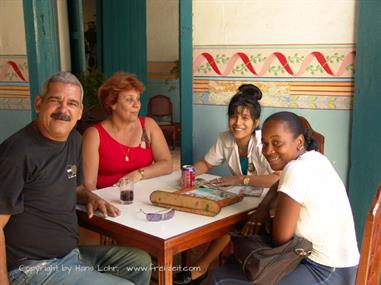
[181,250,192,266]
[157,250,174,285]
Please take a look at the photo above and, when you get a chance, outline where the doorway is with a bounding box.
[80,0,190,168]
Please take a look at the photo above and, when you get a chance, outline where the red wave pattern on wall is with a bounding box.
[0,61,27,81]
[194,51,355,77]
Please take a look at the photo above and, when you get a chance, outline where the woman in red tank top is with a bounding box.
[82,72,173,189]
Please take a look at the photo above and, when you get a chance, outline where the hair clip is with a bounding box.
[140,208,175,222]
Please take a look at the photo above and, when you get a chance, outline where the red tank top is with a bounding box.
[94,117,153,188]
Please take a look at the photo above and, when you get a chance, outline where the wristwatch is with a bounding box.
[243,176,250,186]
[138,168,145,180]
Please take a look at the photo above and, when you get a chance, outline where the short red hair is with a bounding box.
[98,72,145,115]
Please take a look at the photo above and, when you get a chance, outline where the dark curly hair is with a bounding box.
[228,84,262,121]
[263,111,320,151]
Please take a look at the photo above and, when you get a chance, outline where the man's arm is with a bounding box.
[76,184,120,218]
[0,214,10,285]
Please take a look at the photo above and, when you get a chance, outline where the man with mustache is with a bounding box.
[0,72,151,285]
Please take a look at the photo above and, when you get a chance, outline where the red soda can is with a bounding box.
[181,165,195,188]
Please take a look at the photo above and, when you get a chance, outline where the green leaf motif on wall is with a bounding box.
[326,53,345,63]
[197,63,212,74]
[5,71,17,81]
[287,53,305,64]
[346,63,354,71]
[249,54,266,64]
[268,65,285,76]
[215,54,230,64]
[232,63,248,75]
[306,65,324,75]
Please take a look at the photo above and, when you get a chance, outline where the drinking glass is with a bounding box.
[119,177,134,204]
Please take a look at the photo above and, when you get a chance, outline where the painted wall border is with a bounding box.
[193,44,355,110]
[0,55,30,110]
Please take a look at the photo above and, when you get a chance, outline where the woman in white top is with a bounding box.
[194,84,278,188]
[174,85,280,285]
[210,111,359,285]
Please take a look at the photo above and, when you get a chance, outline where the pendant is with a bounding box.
[123,147,131,162]
[248,163,255,173]
[141,141,146,149]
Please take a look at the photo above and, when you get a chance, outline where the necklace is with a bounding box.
[121,146,131,162]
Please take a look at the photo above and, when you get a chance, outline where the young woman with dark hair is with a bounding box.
[174,85,280,285]
[209,111,359,285]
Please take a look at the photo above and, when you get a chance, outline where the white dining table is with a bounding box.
[77,171,263,285]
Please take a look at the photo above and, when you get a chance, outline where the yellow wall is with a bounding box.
[0,0,26,54]
[147,0,178,62]
[193,0,356,44]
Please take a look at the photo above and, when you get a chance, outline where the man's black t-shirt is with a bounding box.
[0,123,83,271]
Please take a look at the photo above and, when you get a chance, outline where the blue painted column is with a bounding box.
[179,0,193,165]
[98,0,147,114]
[349,1,381,243]
[67,0,86,75]
[23,0,60,118]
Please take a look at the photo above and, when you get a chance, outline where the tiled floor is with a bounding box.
[171,146,181,171]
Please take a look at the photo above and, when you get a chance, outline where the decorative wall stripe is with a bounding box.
[193,79,352,110]
[0,85,30,97]
[0,56,29,82]
[0,97,31,110]
[193,51,355,78]
[193,45,355,110]
[0,56,30,110]
[289,82,353,96]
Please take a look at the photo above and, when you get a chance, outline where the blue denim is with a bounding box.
[209,258,358,285]
[8,246,152,285]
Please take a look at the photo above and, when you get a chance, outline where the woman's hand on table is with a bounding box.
[209,176,241,187]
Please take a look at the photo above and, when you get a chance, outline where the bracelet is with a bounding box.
[138,168,145,180]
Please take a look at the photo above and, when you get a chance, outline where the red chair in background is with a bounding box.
[298,116,325,154]
[147,95,177,150]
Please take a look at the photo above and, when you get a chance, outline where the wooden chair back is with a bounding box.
[148,95,173,123]
[147,95,177,149]
[356,184,381,285]
[298,116,325,154]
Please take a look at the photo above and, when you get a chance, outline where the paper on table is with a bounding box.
[228,186,263,197]
[201,179,264,197]
[237,186,264,197]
